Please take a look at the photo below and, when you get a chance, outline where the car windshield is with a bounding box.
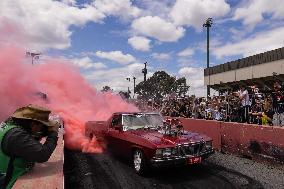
[122,113,163,130]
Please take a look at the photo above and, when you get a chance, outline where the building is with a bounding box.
[204,47,284,92]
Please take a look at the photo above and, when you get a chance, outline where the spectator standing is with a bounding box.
[238,86,250,123]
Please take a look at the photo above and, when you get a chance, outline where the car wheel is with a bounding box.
[133,149,148,175]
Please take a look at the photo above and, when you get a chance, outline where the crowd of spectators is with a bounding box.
[133,81,284,127]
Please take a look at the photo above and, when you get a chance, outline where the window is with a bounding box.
[111,115,122,127]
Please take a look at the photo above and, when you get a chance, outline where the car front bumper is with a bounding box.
[150,149,214,168]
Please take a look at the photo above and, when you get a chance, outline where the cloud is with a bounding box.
[86,63,144,92]
[64,56,107,70]
[233,0,284,29]
[93,0,141,21]
[95,50,136,65]
[71,57,95,69]
[128,36,151,51]
[61,0,76,6]
[213,26,284,58]
[177,57,199,68]
[170,0,230,30]
[0,0,105,51]
[228,27,247,41]
[93,62,108,69]
[178,67,206,96]
[131,16,185,42]
[152,52,171,61]
[178,47,195,57]
[135,0,174,18]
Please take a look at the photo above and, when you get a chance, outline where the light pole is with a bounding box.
[133,76,136,98]
[203,18,212,97]
[141,62,148,99]
[142,62,148,82]
[126,77,131,98]
[26,52,41,65]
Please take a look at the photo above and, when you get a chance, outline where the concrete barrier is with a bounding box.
[174,117,284,163]
[13,135,64,189]
[221,122,284,162]
[177,118,222,150]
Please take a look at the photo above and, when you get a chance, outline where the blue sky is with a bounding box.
[1,0,284,96]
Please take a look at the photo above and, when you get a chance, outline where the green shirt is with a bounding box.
[0,122,29,189]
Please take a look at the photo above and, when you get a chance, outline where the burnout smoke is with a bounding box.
[0,46,138,152]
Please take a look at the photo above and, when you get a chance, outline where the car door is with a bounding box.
[107,115,124,155]
[107,114,132,158]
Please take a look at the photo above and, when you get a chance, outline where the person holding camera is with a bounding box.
[0,105,60,189]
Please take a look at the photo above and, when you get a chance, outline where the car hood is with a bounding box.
[128,130,209,146]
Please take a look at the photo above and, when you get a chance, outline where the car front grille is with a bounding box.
[178,142,206,156]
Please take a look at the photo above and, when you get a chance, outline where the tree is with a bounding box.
[101,85,112,92]
[118,91,131,99]
[135,71,189,100]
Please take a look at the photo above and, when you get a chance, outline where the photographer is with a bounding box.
[0,105,60,189]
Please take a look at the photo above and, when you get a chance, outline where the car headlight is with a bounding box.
[155,148,176,158]
[205,141,213,149]
[155,149,163,158]
[171,147,178,156]
[163,148,172,157]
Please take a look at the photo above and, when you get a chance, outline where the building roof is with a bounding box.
[204,47,284,76]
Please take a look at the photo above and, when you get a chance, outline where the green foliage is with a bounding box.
[119,91,131,99]
[101,85,112,92]
[135,71,190,100]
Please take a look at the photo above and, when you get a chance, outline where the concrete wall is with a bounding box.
[177,118,284,163]
[204,59,284,86]
[221,122,284,162]
[177,118,222,150]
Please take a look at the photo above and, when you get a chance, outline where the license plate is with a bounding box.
[188,157,201,164]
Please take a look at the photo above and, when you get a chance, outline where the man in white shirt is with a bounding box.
[238,86,250,123]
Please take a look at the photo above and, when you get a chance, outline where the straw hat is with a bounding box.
[11,105,56,127]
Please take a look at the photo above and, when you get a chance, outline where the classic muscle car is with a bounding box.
[85,112,214,175]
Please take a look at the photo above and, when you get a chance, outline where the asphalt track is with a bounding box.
[64,149,284,189]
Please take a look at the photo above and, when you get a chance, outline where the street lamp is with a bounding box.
[133,76,136,98]
[126,77,131,98]
[142,62,147,82]
[141,62,148,99]
[203,18,212,97]
[26,52,41,65]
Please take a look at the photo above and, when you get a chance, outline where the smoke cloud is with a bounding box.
[0,46,138,152]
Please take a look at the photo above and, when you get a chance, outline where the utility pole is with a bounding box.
[142,62,147,82]
[133,76,136,98]
[126,77,131,99]
[141,62,148,99]
[26,52,41,65]
[203,18,212,97]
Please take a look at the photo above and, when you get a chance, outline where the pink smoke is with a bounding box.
[0,46,138,152]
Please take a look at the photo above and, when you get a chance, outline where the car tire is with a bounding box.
[133,149,148,175]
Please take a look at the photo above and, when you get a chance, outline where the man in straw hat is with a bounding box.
[0,105,60,189]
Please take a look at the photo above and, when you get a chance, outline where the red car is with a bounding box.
[85,112,214,175]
